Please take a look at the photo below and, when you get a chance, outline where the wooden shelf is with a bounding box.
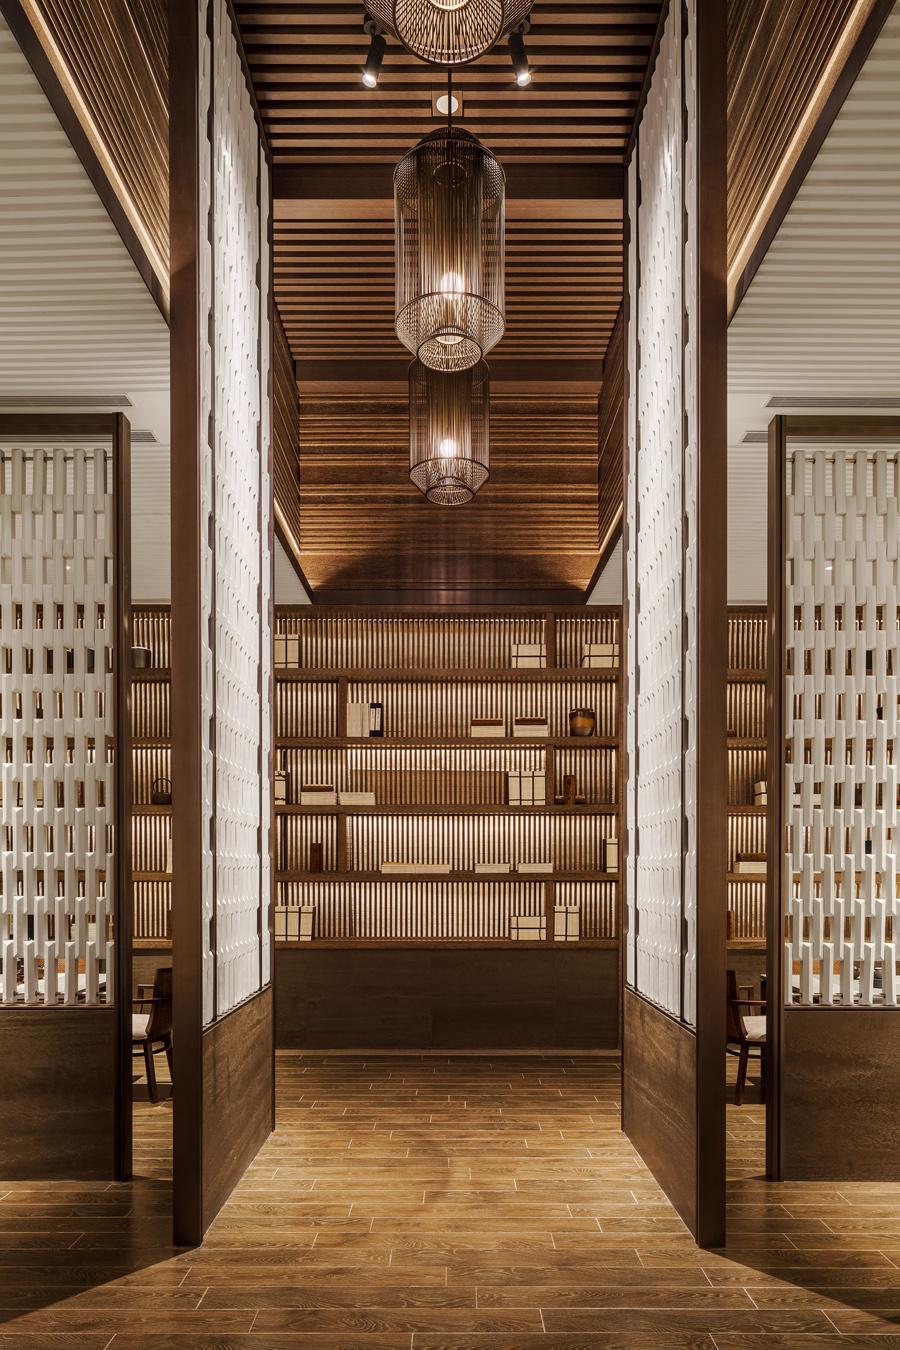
[727,871,767,882]
[275,938,618,951]
[276,870,620,883]
[275,667,620,683]
[131,668,170,681]
[727,737,767,749]
[133,804,172,814]
[727,670,767,682]
[277,735,617,749]
[133,871,173,882]
[133,937,171,950]
[132,739,171,748]
[275,803,618,816]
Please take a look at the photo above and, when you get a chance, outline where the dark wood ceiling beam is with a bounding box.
[294,357,604,387]
[273,162,623,202]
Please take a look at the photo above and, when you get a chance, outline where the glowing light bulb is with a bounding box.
[439,437,458,458]
[439,271,464,296]
[362,68,378,88]
[516,68,532,87]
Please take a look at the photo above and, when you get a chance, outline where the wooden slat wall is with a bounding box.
[726,0,861,271]
[273,306,301,552]
[597,306,624,554]
[297,393,600,597]
[25,0,169,272]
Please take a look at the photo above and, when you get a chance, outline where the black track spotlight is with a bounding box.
[509,19,532,87]
[362,17,386,88]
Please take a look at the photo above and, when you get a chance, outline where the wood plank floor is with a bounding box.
[1,1051,900,1347]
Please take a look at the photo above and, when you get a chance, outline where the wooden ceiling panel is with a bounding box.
[233,0,662,597]
[235,1,660,164]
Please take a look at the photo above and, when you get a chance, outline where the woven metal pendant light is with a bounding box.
[367,0,533,66]
[395,127,505,373]
[409,359,490,505]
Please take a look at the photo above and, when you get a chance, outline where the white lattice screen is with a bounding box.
[196,0,272,1024]
[1,443,119,1007]
[624,0,700,1023]
[783,445,900,1007]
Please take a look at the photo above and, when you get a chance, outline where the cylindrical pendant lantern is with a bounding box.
[367,0,533,67]
[409,359,490,505]
[395,128,505,373]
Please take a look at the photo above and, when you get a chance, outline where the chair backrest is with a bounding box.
[146,966,173,1041]
[725,968,744,1043]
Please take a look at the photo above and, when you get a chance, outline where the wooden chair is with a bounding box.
[726,968,766,1106]
[132,966,173,1103]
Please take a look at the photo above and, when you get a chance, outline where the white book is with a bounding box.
[510,915,546,941]
[297,906,315,941]
[346,702,369,738]
[513,654,546,669]
[733,860,767,875]
[475,862,512,874]
[471,720,505,738]
[338,790,376,806]
[512,643,546,656]
[300,790,337,806]
[274,907,288,941]
[533,772,546,805]
[520,774,534,806]
[513,718,549,738]
[380,861,452,875]
[274,634,288,668]
[507,772,521,805]
[516,861,553,875]
[554,905,580,942]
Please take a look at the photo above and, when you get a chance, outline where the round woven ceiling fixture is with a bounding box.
[366,0,533,66]
[395,127,505,373]
[409,358,490,505]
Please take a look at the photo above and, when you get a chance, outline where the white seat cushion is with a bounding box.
[132,1013,150,1041]
[743,1015,766,1042]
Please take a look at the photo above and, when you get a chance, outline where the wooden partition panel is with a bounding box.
[768,415,900,1180]
[0,414,132,1179]
[621,0,727,1246]
[169,0,274,1246]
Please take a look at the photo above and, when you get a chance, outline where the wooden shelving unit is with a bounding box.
[130,604,764,954]
[726,607,768,949]
[274,608,621,949]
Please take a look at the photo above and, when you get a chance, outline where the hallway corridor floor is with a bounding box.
[1,1053,900,1347]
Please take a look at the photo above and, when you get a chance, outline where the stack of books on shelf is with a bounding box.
[274,634,300,667]
[474,862,512,874]
[511,643,546,669]
[582,641,618,669]
[513,715,549,738]
[507,770,547,805]
[275,906,315,941]
[380,861,452,875]
[299,783,337,806]
[470,717,505,738]
[554,905,580,941]
[754,779,768,806]
[517,860,553,874]
[733,852,767,876]
[604,836,619,872]
[346,701,384,737]
[510,913,546,941]
[274,769,289,804]
[338,790,376,806]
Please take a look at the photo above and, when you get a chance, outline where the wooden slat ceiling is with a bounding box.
[233,0,660,598]
[274,210,623,369]
[235,1,660,164]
